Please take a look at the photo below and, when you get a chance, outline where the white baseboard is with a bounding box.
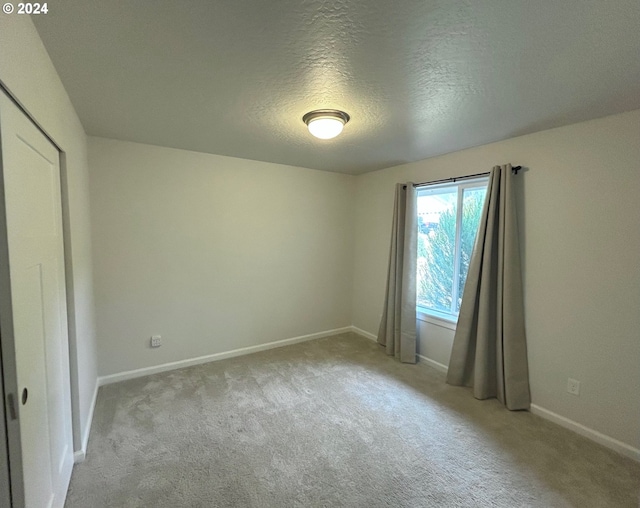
[530,404,640,462]
[417,354,448,373]
[73,380,99,463]
[350,326,377,342]
[98,327,353,386]
[350,326,449,374]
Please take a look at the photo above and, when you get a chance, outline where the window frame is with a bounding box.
[416,176,488,324]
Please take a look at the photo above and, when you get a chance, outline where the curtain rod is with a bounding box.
[406,166,522,189]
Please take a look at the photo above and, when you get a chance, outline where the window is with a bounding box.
[417,177,488,322]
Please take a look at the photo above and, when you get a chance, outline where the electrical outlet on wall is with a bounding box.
[150,335,162,348]
[567,378,580,396]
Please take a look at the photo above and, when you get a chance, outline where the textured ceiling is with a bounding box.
[33,0,640,174]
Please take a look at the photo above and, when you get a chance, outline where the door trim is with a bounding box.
[0,347,13,508]
[0,81,61,154]
[0,90,25,507]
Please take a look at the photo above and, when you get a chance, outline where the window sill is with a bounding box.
[417,309,457,331]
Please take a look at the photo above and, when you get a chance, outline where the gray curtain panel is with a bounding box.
[377,183,418,364]
[446,165,531,410]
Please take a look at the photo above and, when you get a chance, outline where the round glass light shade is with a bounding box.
[307,117,344,139]
[303,110,350,140]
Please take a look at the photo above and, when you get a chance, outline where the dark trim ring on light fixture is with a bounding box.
[303,109,350,139]
[302,109,350,125]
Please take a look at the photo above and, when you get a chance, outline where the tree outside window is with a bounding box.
[417,179,487,321]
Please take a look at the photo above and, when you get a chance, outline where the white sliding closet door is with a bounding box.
[0,91,73,508]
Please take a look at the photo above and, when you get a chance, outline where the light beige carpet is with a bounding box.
[66,333,640,507]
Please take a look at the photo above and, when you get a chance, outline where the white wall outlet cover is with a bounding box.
[567,378,580,396]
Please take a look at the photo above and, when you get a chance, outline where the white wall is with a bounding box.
[352,110,640,452]
[0,17,98,455]
[88,137,355,376]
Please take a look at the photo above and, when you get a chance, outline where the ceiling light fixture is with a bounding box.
[303,109,350,140]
